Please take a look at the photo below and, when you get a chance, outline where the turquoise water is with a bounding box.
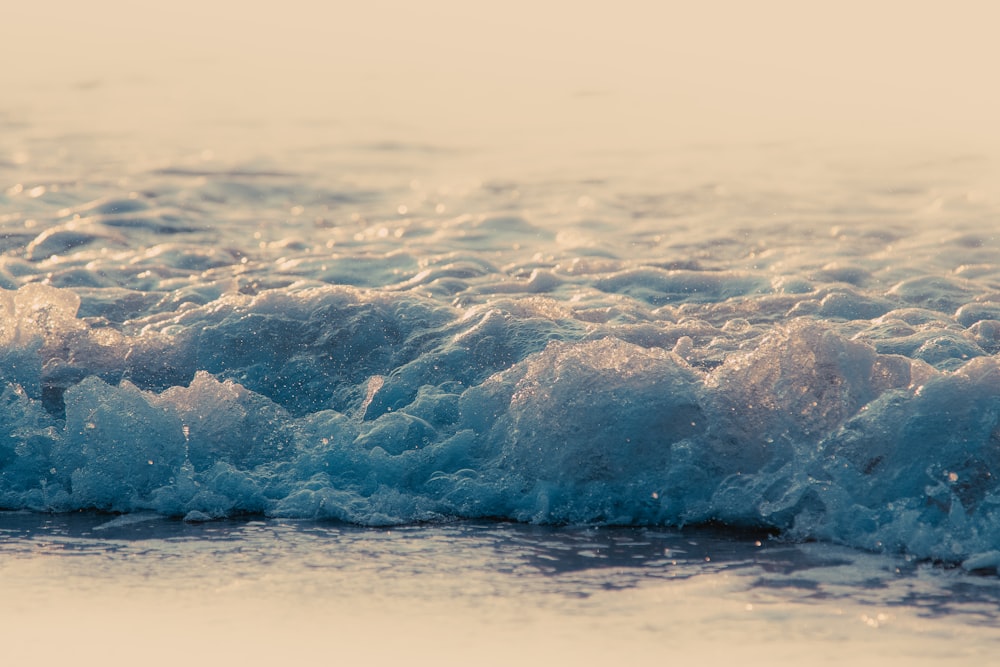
[2,125,1000,562]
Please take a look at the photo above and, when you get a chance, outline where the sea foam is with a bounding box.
[2,145,1000,566]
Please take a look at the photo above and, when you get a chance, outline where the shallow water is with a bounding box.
[2,513,999,666]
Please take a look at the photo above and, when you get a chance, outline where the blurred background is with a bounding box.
[3,0,998,158]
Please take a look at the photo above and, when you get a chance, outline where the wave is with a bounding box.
[1,276,1000,566]
[3,150,1000,566]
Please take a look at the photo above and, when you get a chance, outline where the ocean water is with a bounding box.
[4,2,1000,662]
[3,130,1000,565]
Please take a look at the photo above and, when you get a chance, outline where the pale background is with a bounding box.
[3,0,998,159]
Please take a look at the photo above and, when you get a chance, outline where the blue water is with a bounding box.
[3,108,1000,570]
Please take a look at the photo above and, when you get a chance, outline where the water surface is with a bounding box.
[3,3,1000,663]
